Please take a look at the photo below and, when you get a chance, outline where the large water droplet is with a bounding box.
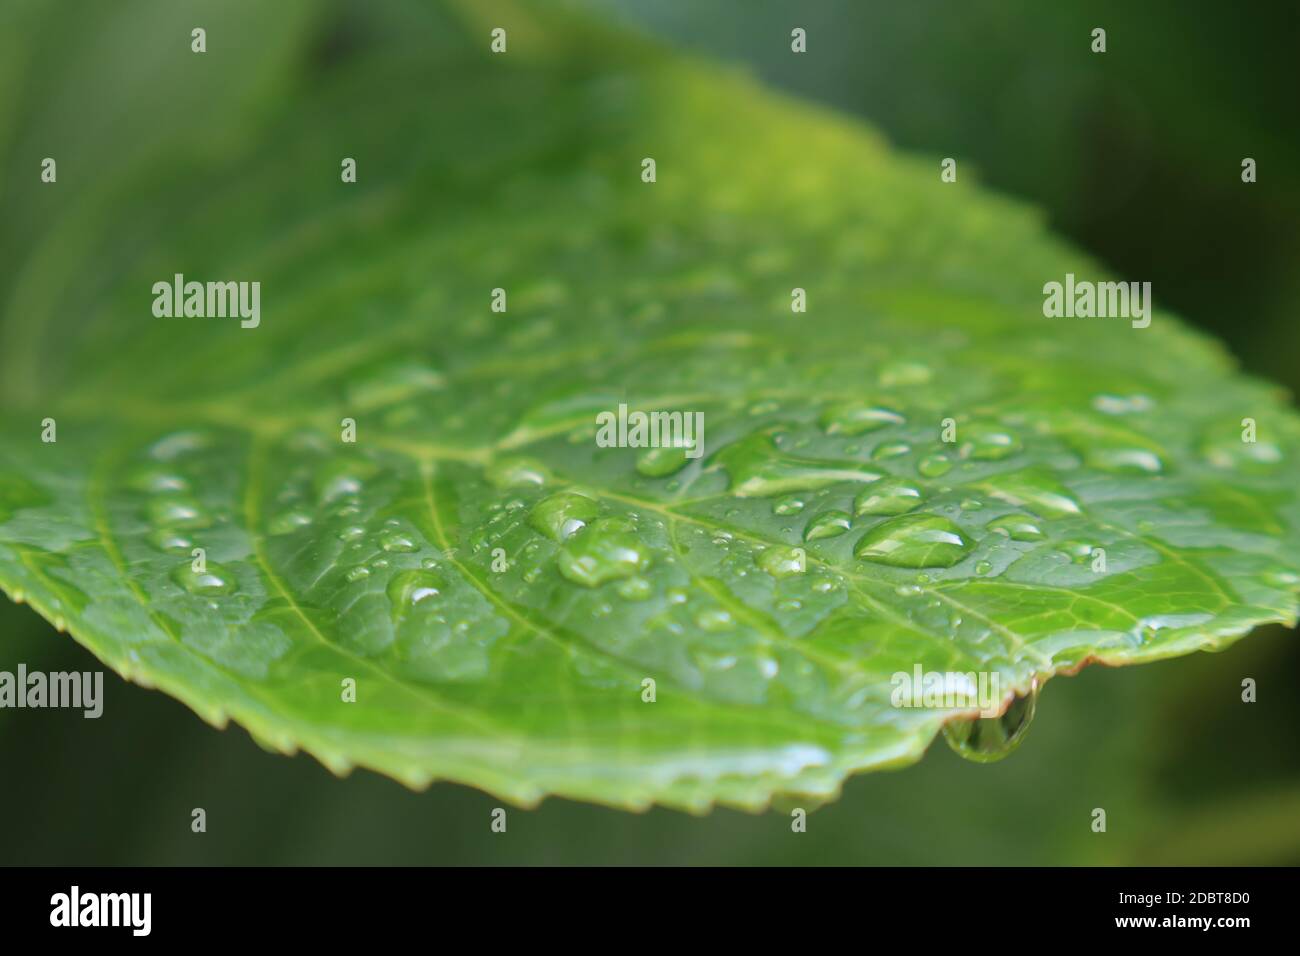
[529,491,600,542]
[943,680,1038,762]
[556,517,649,587]
[854,514,972,568]
[854,478,923,516]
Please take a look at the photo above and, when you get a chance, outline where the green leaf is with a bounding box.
[1,0,1297,812]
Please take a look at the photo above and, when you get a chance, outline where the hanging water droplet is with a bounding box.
[855,513,972,568]
[854,478,924,517]
[943,679,1038,763]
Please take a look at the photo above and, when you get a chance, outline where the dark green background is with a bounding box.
[2,0,1297,864]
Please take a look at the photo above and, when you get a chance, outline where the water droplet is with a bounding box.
[871,440,912,461]
[269,510,312,536]
[346,566,371,582]
[148,528,194,553]
[147,497,212,530]
[961,423,1022,461]
[1087,447,1163,475]
[917,454,952,478]
[529,491,600,542]
[379,529,419,553]
[128,466,190,494]
[819,403,905,436]
[975,560,993,575]
[943,680,1038,763]
[695,607,734,632]
[485,457,550,489]
[855,514,972,568]
[171,563,237,596]
[346,358,444,410]
[616,576,653,601]
[556,517,649,587]
[978,468,1080,517]
[1092,394,1153,415]
[717,430,880,497]
[985,513,1044,542]
[854,478,924,516]
[635,444,693,478]
[959,498,984,511]
[773,494,806,516]
[878,359,931,386]
[804,510,852,541]
[758,545,807,578]
[386,569,443,609]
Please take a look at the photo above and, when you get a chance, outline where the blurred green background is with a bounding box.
[1,0,1297,864]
